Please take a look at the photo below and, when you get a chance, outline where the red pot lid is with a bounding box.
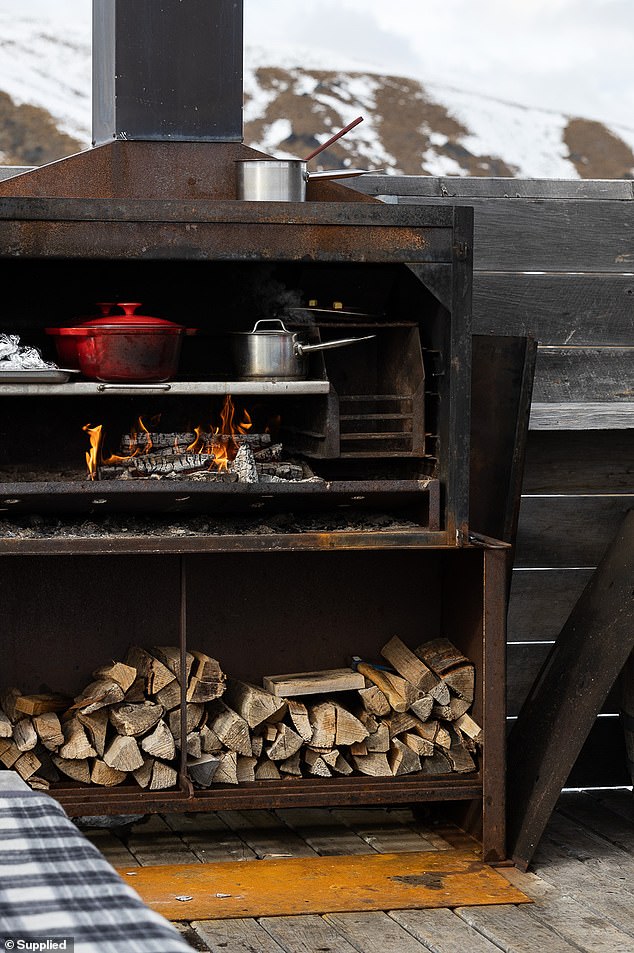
[76,302,184,330]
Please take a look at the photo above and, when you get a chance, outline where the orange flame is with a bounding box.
[82,424,103,481]
[83,399,256,477]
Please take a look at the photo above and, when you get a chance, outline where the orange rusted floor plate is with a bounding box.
[117,850,531,920]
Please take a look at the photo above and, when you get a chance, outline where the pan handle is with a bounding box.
[295,334,375,356]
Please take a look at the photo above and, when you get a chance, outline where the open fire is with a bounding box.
[82,395,314,484]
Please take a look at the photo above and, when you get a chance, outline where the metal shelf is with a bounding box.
[0,380,331,397]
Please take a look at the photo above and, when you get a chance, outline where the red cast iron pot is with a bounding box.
[45,302,116,369]
[52,303,196,382]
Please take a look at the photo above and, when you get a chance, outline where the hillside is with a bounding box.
[0,12,633,180]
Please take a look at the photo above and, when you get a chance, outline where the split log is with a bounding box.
[266,724,303,761]
[255,759,281,781]
[133,757,154,789]
[0,709,12,738]
[34,712,65,751]
[304,748,331,777]
[0,740,21,767]
[358,684,391,716]
[446,727,477,773]
[103,735,144,772]
[141,721,176,761]
[152,645,194,683]
[15,693,71,716]
[352,753,392,776]
[384,711,419,738]
[454,712,483,743]
[214,749,239,785]
[224,679,286,728]
[200,725,223,754]
[208,704,252,756]
[250,733,264,758]
[350,740,368,756]
[51,754,90,784]
[168,704,205,744]
[59,718,97,760]
[188,754,222,788]
[414,638,475,703]
[431,697,472,722]
[13,718,38,752]
[14,751,41,782]
[73,678,125,714]
[32,747,60,784]
[187,651,226,703]
[402,732,434,758]
[263,668,364,697]
[332,752,353,775]
[354,662,410,713]
[121,431,270,453]
[287,699,312,741]
[183,732,202,759]
[126,646,175,695]
[381,636,445,699]
[77,709,108,758]
[150,760,178,790]
[321,749,340,769]
[333,704,369,746]
[28,777,50,791]
[155,679,182,711]
[91,759,127,787]
[308,702,336,749]
[365,722,390,753]
[279,751,302,776]
[0,687,22,721]
[419,749,454,775]
[236,755,257,784]
[261,724,278,742]
[357,710,379,733]
[410,719,452,751]
[389,738,422,776]
[409,695,434,722]
[109,702,164,737]
[93,661,137,693]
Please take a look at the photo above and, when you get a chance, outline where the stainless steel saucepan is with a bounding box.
[235,160,377,202]
[231,319,375,380]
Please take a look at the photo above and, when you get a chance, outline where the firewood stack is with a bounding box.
[0,646,226,791]
[0,636,481,791]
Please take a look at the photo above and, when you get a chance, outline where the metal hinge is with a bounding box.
[453,241,469,261]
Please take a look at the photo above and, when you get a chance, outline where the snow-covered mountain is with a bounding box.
[1,7,634,179]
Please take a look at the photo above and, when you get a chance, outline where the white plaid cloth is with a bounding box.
[0,775,193,952]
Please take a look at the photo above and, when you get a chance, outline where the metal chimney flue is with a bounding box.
[92,0,243,146]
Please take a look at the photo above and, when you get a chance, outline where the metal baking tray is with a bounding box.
[0,368,80,383]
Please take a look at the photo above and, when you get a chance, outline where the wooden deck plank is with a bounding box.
[544,811,634,894]
[325,910,431,953]
[275,808,376,856]
[125,814,200,867]
[163,812,258,864]
[531,838,634,935]
[115,851,530,920]
[501,866,634,953]
[83,828,140,867]
[456,904,582,953]
[557,792,634,854]
[330,807,442,853]
[590,789,634,826]
[218,809,319,860]
[262,915,360,953]
[192,917,287,952]
[389,908,504,953]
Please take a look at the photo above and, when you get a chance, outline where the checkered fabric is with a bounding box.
[0,779,193,953]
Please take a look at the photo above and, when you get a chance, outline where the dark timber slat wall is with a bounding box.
[350,175,633,786]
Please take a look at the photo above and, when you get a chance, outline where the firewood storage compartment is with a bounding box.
[0,196,507,861]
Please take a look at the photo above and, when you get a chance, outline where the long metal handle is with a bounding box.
[96,383,172,392]
[295,334,375,356]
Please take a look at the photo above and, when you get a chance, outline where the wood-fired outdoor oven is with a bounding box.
[0,0,507,861]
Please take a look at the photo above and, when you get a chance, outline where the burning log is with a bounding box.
[120,432,271,453]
